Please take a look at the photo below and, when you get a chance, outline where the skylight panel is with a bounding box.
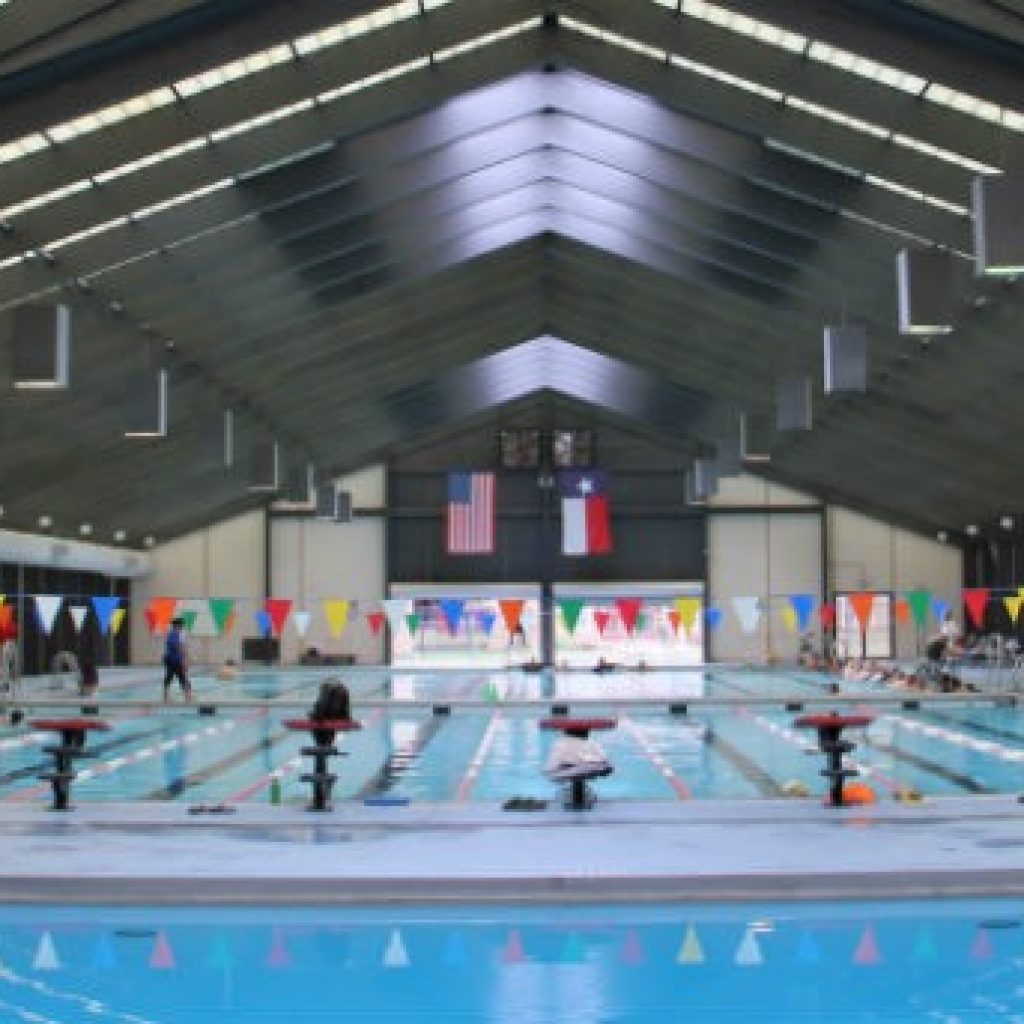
[211,100,316,142]
[865,174,969,216]
[0,180,91,220]
[293,0,420,55]
[680,0,806,52]
[0,132,48,164]
[807,41,926,94]
[784,96,888,138]
[890,134,997,174]
[316,56,431,104]
[175,44,293,97]
[94,138,208,183]
[48,87,176,143]
[668,53,783,101]
[131,180,232,220]
[555,17,665,61]
[1004,110,1024,133]
[46,216,130,252]
[764,137,862,178]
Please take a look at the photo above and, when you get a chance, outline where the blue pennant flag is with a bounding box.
[255,609,272,636]
[91,596,120,634]
[478,610,496,635]
[705,606,723,631]
[439,598,465,635]
[931,597,949,624]
[789,594,815,632]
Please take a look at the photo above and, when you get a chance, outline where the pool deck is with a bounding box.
[5,795,1024,904]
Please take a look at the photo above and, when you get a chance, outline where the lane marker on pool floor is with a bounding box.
[619,718,692,799]
[455,711,505,802]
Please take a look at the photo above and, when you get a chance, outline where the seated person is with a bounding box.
[309,679,351,747]
[299,646,323,666]
[544,727,613,781]
[216,658,240,682]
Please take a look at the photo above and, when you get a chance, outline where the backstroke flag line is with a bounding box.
[445,471,496,555]
[559,470,612,556]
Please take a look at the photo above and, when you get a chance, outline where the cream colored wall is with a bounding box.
[131,509,266,666]
[131,467,386,666]
[706,474,962,663]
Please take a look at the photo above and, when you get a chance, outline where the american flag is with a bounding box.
[445,471,496,554]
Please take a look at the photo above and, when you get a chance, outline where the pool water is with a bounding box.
[6,667,1024,805]
[0,899,1020,1022]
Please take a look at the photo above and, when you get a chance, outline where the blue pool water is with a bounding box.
[1,899,1021,1022]
[6,667,1024,805]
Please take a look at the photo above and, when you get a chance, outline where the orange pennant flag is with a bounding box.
[849,592,875,631]
[498,599,525,635]
[148,597,177,634]
[893,598,910,625]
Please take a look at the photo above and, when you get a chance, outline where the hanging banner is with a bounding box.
[906,589,932,629]
[893,598,910,625]
[559,600,585,635]
[593,609,611,636]
[780,605,797,633]
[91,596,120,634]
[323,600,350,638]
[789,594,815,632]
[705,606,723,631]
[68,606,88,633]
[110,607,126,636]
[848,592,875,631]
[381,599,409,633]
[366,611,385,636]
[438,598,465,636]
[33,595,63,635]
[675,597,701,634]
[264,598,293,636]
[254,609,272,636]
[291,611,311,637]
[731,596,761,635]
[498,599,524,635]
[1004,595,1022,623]
[209,598,235,635]
[962,588,991,631]
[615,598,643,635]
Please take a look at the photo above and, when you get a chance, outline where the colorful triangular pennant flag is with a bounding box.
[91,596,120,634]
[498,599,525,635]
[781,605,797,633]
[853,924,880,965]
[405,612,420,635]
[323,599,350,638]
[503,929,526,964]
[1004,595,1022,624]
[962,588,990,631]
[148,597,178,634]
[789,594,815,632]
[731,596,762,635]
[149,931,176,969]
[254,609,272,636]
[383,929,409,967]
[110,607,126,636]
[33,595,63,635]
[366,611,385,636]
[439,598,465,635]
[593,609,611,636]
[893,598,910,625]
[291,610,311,637]
[559,600,585,635]
[382,599,409,633]
[906,589,932,629]
[734,927,763,966]
[616,598,643,635]
[931,597,949,625]
[68,605,88,633]
[676,924,704,965]
[705,606,723,631]
[619,929,645,965]
[209,598,235,635]
[848,592,875,631]
[33,931,61,971]
[675,597,701,634]
[264,598,293,636]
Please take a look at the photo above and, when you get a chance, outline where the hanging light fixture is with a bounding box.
[776,376,812,430]
[823,325,867,394]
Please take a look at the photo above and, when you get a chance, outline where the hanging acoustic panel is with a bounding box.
[336,490,352,523]
[897,248,954,334]
[972,173,1024,276]
[823,325,867,394]
[11,304,70,389]
[124,367,168,438]
[247,440,280,492]
[284,461,315,503]
[740,411,773,462]
[713,433,742,478]
[776,376,812,430]
[202,409,234,468]
[687,458,718,503]
[315,482,339,520]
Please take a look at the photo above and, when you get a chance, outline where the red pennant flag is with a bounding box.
[366,611,385,636]
[667,609,681,633]
[893,598,910,625]
[0,604,15,632]
[498,599,525,634]
[620,929,645,965]
[148,597,177,634]
[149,931,176,969]
[615,598,643,635]
[849,593,875,631]
[962,589,990,631]
[503,930,526,964]
[853,924,880,965]
[264,599,292,636]
[819,603,835,628]
[593,609,611,636]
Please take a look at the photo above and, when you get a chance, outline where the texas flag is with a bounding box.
[559,470,612,556]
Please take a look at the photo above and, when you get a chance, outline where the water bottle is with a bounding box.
[269,776,281,805]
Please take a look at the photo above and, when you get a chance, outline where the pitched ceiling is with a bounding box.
[0,0,1022,545]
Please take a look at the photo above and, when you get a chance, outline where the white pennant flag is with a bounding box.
[731,596,762,635]
[383,928,409,967]
[33,595,64,635]
[381,599,410,633]
[292,611,311,637]
[734,927,763,966]
[33,931,61,971]
[68,605,88,633]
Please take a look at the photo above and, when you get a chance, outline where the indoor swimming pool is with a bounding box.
[1,898,1022,1022]
[4,666,1024,807]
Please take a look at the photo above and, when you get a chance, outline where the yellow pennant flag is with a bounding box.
[675,597,701,634]
[781,605,797,633]
[676,924,705,965]
[323,599,350,638]
[110,608,126,635]
[1005,595,1022,623]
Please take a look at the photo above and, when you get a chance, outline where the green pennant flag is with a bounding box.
[906,589,932,628]
[405,612,421,635]
[559,599,585,635]
[635,611,648,632]
[180,610,198,631]
[209,598,234,635]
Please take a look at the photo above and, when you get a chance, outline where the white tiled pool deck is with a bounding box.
[5,796,1024,904]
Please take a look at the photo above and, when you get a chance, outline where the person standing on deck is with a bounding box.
[162,617,193,702]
